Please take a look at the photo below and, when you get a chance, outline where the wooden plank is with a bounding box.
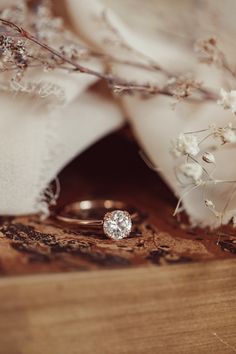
[0,259,235,354]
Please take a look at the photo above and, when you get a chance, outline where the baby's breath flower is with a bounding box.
[222,128,236,143]
[171,133,200,157]
[166,75,201,99]
[205,199,221,218]
[214,124,236,144]
[179,162,202,184]
[205,199,215,208]
[217,88,236,113]
[194,37,220,65]
[202,152,215,163]
[172,123,236,224]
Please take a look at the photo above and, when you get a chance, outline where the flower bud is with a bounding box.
[202,152,215,163]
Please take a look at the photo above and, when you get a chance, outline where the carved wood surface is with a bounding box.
[0,130,235,277]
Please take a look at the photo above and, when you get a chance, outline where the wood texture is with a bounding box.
[0,260,236,354]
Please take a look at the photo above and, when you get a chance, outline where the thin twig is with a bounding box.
[212,332,236,352]
[0,18,218,101]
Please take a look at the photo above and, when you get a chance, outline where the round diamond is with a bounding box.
[103,210,132,240]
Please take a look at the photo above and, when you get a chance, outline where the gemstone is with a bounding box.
[103,210,132,240]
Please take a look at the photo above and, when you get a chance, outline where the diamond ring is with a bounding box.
[55,200,140,240]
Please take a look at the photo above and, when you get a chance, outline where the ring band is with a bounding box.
[55,200,140,240]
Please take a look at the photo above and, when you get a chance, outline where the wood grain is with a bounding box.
[0,259,235,354]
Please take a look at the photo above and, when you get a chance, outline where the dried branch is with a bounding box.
[195,37,236,80]
[0,18,112,81]
[0,17,218,102]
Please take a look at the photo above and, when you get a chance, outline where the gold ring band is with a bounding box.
[55,199,140,240]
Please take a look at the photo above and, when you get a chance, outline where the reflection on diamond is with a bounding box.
[103,210,132,240]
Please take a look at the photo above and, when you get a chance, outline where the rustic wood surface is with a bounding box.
[0,260,235,354]
[0,130,235,276]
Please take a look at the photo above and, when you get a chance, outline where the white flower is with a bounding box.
[221,128,236,143]
[179,162,203,183]
[171,133,200,157]
[205,199,215,208]
[214,124,236,144]
[217,88,236,113]
[202,152,215,163]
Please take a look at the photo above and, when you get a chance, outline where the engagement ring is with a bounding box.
[55,200,140,240]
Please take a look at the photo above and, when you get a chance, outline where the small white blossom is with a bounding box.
[202,152,215,164]
[214,124,236,144]
[221,128,236,143]
[205,199,215,208]
[171,133,200,157]
[179,163,203,183]
[217,88,236,113]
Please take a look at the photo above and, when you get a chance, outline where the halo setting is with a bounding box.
[103,210,132,240]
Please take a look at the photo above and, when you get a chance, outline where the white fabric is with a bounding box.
[0,0,236,227]
[0,56,123,214]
